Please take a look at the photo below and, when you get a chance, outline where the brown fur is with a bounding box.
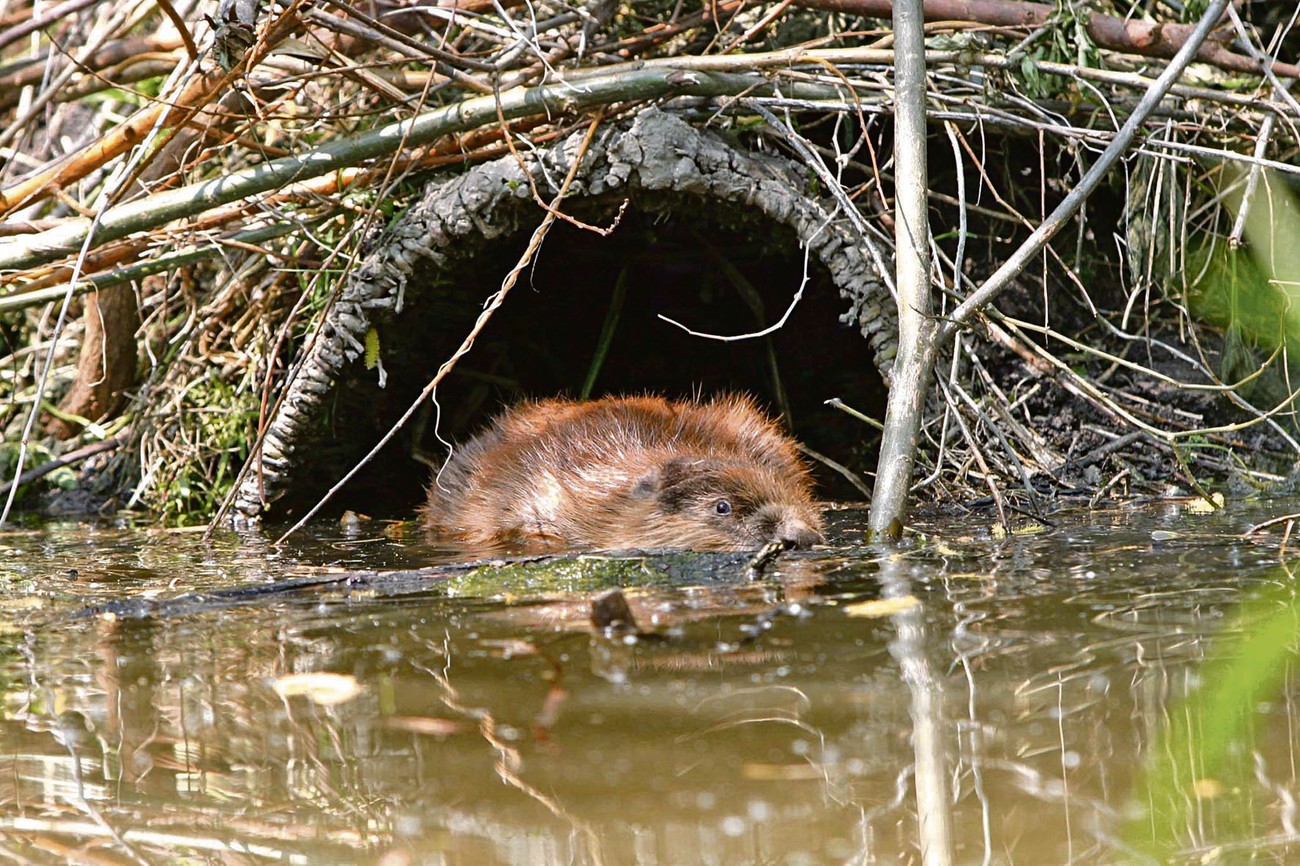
[422,395,823,552]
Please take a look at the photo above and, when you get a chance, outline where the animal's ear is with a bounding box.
[631,469,659,498]
[631,456,700,498]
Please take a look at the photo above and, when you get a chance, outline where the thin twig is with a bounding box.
[0,435,124,499]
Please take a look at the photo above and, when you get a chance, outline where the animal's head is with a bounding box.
[629,456,823,551]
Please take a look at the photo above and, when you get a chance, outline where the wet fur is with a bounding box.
[422,395,823,552]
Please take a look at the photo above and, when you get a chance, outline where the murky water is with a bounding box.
[1,501,1298,864]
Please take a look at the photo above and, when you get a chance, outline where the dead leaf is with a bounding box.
[843,596,920,618]
[273,672,363,706]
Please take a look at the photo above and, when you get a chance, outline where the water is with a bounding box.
[0,500,1297,864]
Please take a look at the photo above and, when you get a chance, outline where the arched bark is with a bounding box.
[232,109,893,519]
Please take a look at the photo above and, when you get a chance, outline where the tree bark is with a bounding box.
[868,0,937,540]
[45,285,140,439]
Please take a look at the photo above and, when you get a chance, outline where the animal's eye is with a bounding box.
[714,499,733,516]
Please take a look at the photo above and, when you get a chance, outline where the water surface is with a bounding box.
[0,500,1297,864]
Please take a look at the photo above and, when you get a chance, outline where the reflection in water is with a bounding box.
[0,502,1297,863]
[879,557,953,866]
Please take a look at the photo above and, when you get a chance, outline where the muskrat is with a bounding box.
[422,395,823,552]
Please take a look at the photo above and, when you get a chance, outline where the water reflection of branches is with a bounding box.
[48,710,150,866]
[676,684,845,810]
[412,633,606,865]
[948,573,998,866]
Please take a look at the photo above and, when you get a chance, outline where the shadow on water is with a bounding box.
[0,500,1298,863]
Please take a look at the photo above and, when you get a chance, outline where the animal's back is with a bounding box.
[423,395,822,551]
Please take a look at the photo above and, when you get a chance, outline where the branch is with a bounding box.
[792,0,1298,79]
[0,35,186,109]
[0,435,124,499]
[0,0,312,218]
[0,69,841,274]
[868,0,938,540]
[0,0,98,52]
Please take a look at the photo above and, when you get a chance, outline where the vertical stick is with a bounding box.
[868,0,936,538]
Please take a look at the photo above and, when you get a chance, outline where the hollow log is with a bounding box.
[232,109,893,520]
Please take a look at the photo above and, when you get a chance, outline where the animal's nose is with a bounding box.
[777,519,822,549]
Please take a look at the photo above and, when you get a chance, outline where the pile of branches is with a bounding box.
[0,0,1296,523]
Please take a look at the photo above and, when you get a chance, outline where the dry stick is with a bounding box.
[1246,512,1300,535]
[1226,3,1300,122]
[871,0,1237,534]
[0,1,134,156]
[747,99,895,292]
[10,128,526,298]
[790,0,1299,79]
[867,0,933,541]
[0,34,185,104]
[273,116,604,544]
[6,40,1289,273]
[2,42,1291,225]
[494,94,625,235]
[0,0,306,217]
[1006,313,1282,394]
[993,314,1300,448]
[939,376,1008,530]
[947,373,1040,517]
[796,441,874,499]
[0,0,99,52]
[0,221,313,313]
[1226,4,1294,248]
[0,435,124,499]
[60,740,151,866]
[0,68,838,273]
[1228,112,1275,247]
[304,6,494,93]
[154,0,199,62]
[0,59,225,214]
[825,396,883,430]
[315,0,496,72]
[566,47,1298,119]
[722,0,795,53]
[0,58,201,530]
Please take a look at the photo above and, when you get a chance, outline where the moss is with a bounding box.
[440,549,756,598]
[444,556,675,598]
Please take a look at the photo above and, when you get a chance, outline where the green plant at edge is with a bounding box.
[1124,575,1300,859]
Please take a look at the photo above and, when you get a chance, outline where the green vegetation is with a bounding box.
[1188,171,1300,425]
[1126,574,1300,857]
[445,556,675,598]
[151,377,257,525]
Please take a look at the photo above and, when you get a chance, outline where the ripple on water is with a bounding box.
[0,500,1296,863]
